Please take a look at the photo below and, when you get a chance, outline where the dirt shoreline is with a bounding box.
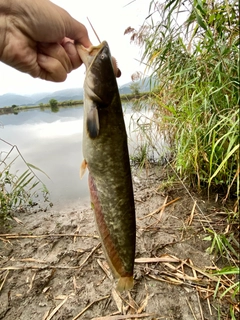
[0,165,232,319]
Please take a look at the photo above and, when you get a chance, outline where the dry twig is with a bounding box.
[111,288,124,314]
[135,254,179,264]
[186,201,197,225]
[72,295,110,320]
[139,197,180,220]
[0,270,9,292]
[79,243,101,270]
[137,285,149,314]
[189,259,204,320]
[186,298,198,320]
[97,259,113,280]
[45,295,68,320]
[0,233,98,239]
[91,314,157,320]
[27,272,36,293]
[158,195,168,221]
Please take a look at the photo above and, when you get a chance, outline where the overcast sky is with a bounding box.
[0,0,150,95]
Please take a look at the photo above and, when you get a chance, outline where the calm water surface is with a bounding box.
[0,105,88,206]
[0,103,165,207]
[0,104,136,206]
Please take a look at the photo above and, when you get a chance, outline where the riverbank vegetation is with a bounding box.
[0,92,149,115]
[126,0,239,200]
[125,0,239,318]
[0,139,49,224]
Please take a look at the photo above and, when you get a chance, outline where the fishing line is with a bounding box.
[87,17,101,44]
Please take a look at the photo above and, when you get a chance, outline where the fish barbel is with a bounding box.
[76,41,136,291]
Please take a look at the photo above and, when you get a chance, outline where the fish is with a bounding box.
[76,41,136,292]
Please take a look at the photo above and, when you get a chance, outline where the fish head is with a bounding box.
[77,41,120,106]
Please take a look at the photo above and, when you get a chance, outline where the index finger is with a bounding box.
[65,18,92,47]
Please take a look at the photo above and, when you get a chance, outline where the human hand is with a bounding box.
[0,0,92,82]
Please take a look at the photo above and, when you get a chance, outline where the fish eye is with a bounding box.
[101,54,105,59]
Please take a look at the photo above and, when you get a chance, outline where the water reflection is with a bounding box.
[0,103,167,207]
[0,105,88,207]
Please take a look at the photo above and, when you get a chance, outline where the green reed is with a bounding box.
[126,0,239,201]
[126,1,239,317]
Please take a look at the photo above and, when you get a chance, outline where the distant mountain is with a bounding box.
[36,88,84,104]
[119,77,151,94]
[0,78,151,108]
[26,92,50,101]
[0,88,83,108]
[0,93,35,108]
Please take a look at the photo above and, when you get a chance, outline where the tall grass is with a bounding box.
[125,1,239,317]
[126,0,239,203]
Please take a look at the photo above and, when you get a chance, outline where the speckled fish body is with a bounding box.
[77,41,136,291]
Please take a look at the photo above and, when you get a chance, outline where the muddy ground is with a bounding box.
[0,165,234,319]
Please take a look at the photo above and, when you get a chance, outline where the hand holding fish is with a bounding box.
[0,0,91,81]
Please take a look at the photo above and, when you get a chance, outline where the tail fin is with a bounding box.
[116,276,134,292]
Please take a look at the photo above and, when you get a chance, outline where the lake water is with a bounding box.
[0,103,166,207]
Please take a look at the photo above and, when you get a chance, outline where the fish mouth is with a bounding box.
[77,41,107,71]
[77,41,121,78]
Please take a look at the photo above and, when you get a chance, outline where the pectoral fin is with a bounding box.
[87,105,99,138]
[80,159,87,179]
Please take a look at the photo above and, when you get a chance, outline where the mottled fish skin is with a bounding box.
[77,41,136,291]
